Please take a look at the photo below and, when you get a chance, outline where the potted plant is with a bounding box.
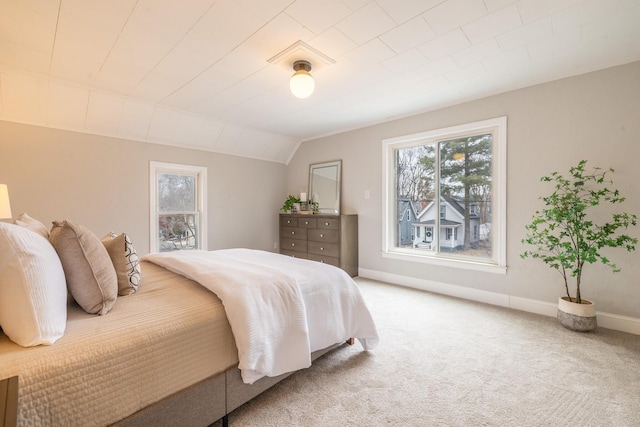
[281,194,301,213]
[521,160,637,331]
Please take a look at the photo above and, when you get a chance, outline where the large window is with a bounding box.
[383,117,506,272]
[149,162,207,252]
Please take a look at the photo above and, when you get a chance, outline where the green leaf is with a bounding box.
[520,160,637,298]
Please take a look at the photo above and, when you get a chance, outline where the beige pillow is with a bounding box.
[0,223,67,346]
[101,232,141,296]
[15,212,50,239]
[49,220,117,315]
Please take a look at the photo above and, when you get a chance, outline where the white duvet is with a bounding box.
[142,249,379,384]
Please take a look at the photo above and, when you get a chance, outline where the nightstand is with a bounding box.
[0,376,17,427]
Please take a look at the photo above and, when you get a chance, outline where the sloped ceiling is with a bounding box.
[1,0,639,163]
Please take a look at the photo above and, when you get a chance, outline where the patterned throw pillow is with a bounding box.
[101,232,141,296]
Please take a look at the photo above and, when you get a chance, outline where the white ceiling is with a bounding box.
[1,0,639,163]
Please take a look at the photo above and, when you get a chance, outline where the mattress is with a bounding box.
[0,261,238,427]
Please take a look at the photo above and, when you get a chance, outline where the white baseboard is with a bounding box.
[358,268,640,336]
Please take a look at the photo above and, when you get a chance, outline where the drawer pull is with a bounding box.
[320,233,324,238]
[325,222,329,226]
[287,220,292,224]
[291,231,295,235]
[291,243,295,247]
[320,260,325,263]
[320,247,324,251]
[304,221,309,225]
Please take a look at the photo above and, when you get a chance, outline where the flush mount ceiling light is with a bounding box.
[267,41,335,100]
[290,60,314,99]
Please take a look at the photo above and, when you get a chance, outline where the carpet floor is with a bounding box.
[216,278,640,426]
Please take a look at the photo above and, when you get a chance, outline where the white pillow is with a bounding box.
[0,223,67,347]
[15,212,50,239]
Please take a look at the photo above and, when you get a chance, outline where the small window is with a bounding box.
[149,162,207,252]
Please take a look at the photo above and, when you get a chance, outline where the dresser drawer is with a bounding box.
[308,241,339,258]
[280,227,307,240]
[297,217,317,228]
[280,249,308,259]
[280,216,298,228]
[281,238,307,253]
[317,217,340,230]
[307,253,339,267]
[308,228,339,243]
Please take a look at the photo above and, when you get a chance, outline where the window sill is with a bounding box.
[382,249,507,274]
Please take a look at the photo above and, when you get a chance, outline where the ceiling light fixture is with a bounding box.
[290,60,314,99]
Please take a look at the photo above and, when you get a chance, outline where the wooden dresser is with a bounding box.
[279,214,358,277]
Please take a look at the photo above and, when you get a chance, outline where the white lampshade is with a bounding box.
[0,184,12,219]
[290,60,314,99]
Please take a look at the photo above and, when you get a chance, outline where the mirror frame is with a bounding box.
[308,160,342,215]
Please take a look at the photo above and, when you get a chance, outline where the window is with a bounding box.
[383,117,506,272]
[150,162,207,252]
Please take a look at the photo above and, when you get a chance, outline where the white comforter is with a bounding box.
[142,249,379,384]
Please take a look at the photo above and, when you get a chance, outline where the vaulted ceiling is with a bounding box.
[1,0,639,163]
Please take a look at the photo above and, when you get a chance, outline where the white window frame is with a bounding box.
[382,116,507,274]
[149,161,208,253]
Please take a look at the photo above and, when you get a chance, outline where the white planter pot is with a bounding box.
[557,297,597,332]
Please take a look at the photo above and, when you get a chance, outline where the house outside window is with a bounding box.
[149,161,207,252]
[383,117,507,273]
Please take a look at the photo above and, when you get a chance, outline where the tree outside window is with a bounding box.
[383,117,506,270]
[150,162,207,252]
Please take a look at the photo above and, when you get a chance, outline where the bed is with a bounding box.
[0,220,379,426]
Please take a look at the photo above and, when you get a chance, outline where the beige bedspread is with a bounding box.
[0,261,238,427]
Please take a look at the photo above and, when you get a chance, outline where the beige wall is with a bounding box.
[288,60,640,319]
[2,61,638,321]
[0,121,286,254]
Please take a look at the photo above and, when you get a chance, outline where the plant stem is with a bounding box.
[561,264,570,300]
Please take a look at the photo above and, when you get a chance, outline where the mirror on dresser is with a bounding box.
[308,160,341,215]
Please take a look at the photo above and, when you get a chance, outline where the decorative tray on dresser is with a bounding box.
[279,214,358,277]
